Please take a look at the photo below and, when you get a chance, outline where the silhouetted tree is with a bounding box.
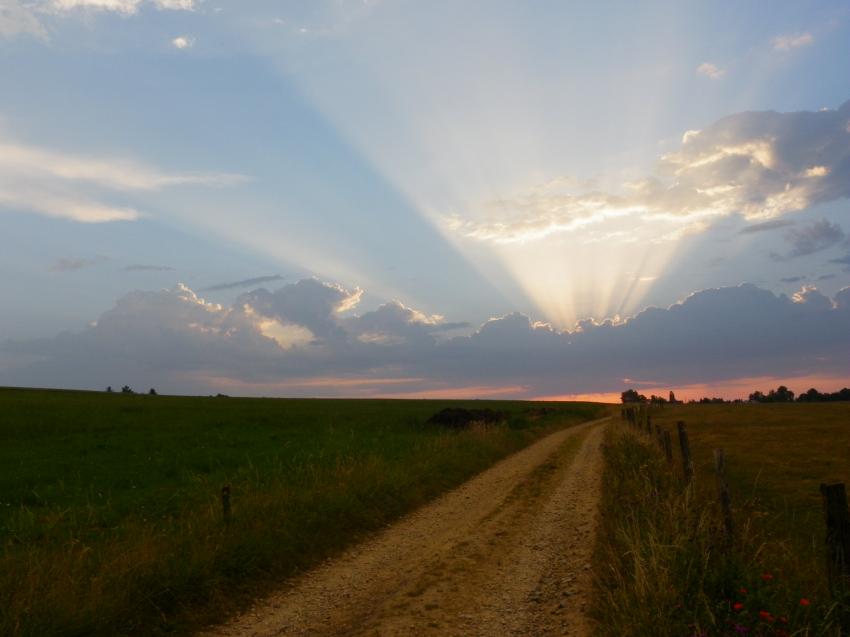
[148,388,157,396]
[669,390,679,404]
[106,386,113,393]
[121,385,134,394]
[621,389,647,404]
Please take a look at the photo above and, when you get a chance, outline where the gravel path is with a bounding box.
[201,416,609,637]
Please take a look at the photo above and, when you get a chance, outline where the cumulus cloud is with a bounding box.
[772,32,813,51]
[237,278,363,340]
[772,219,845,260]
[696,62,725,79]
[171,35,193,49]
[448,101,850,244]
[0,136,247,222]
[2,278,848,398]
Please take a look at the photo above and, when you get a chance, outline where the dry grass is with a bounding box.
[592,404,850,636]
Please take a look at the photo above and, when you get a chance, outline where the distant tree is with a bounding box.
[621,389,647,404]
[148,388,157,396]
[749,390,765,403]
[771,385,795,402]
[650,394,668,405]
[121,385,134,394]
[106,386,113,393]
[669,390,679,404]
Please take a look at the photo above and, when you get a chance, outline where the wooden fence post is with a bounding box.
[677,421,693,483]
[221,485,231,525]
[663,430,673,465]
[714,449,734,541]
[820,482,850,587]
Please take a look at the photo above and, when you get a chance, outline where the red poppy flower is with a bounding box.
[761,573,774,582]
[759,610,774,622]
[738,587,748,594]
[733,602,744,611]
[800,598,810,606]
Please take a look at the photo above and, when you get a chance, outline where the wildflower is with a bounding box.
[761,573,774,582]
[778,616,788,624]
[800,598,810,606]
[759,610,774,622]
[733,624,749,635]
[738,587,748,594]
[733,602,744,611]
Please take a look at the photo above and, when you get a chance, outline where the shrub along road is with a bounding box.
[202,416,609,637]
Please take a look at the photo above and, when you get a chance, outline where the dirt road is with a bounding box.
[202,416,609,637]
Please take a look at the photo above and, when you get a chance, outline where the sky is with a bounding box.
[1,0,849,400]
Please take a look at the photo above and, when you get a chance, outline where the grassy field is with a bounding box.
[0,387,603,637]
[593,402,850,636]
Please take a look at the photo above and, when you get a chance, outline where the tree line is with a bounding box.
[621,386,850,404]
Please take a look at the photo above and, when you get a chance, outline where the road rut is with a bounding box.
[202,416,609,637]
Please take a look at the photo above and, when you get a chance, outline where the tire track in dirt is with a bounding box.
[201,416,609,637]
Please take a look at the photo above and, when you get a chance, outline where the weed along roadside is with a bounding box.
[592,403,850,636]
[0,388,604,637]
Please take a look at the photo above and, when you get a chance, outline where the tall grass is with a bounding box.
[0,388,603,636]
[592,424,850,636]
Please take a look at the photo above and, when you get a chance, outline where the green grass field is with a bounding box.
[0,387,603,637]
[593,402,850,636]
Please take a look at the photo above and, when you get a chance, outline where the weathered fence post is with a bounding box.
[663,429,673,465]
[677,421,694,483]
[714,449,734,541]
[820,482,850,587]
[221,484,231,525]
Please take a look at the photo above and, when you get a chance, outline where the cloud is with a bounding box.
[200,275,285,292]
[447,101,850,244]
[0,135,247,222]
[49,256,106,272]
[2,279,848,398]
[0,1,48,39]
[0,0,194,40]
[772,32,813,51]
[171,35,193,49]
[831,252,850,271]
[780,276,803,283]
[154,0,193,9]
[50,0,142,13]
[124,264,175,271]
[772,219,845,260]
[738,218,795,234]
[49,0,194,13]
[696,62,725,79]
[237,278,363,339]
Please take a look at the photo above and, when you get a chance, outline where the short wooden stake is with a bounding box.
[221,485,231,525]
[677,421,693,483]
[714,449,734,541]
[820,482,850,587]
[663,430,673,465]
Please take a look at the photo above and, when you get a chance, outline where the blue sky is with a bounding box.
[1,0,849,398]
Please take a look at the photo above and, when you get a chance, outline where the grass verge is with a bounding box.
[591,422,850,636]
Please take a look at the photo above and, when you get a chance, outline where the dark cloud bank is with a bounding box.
[2,278,848,397]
